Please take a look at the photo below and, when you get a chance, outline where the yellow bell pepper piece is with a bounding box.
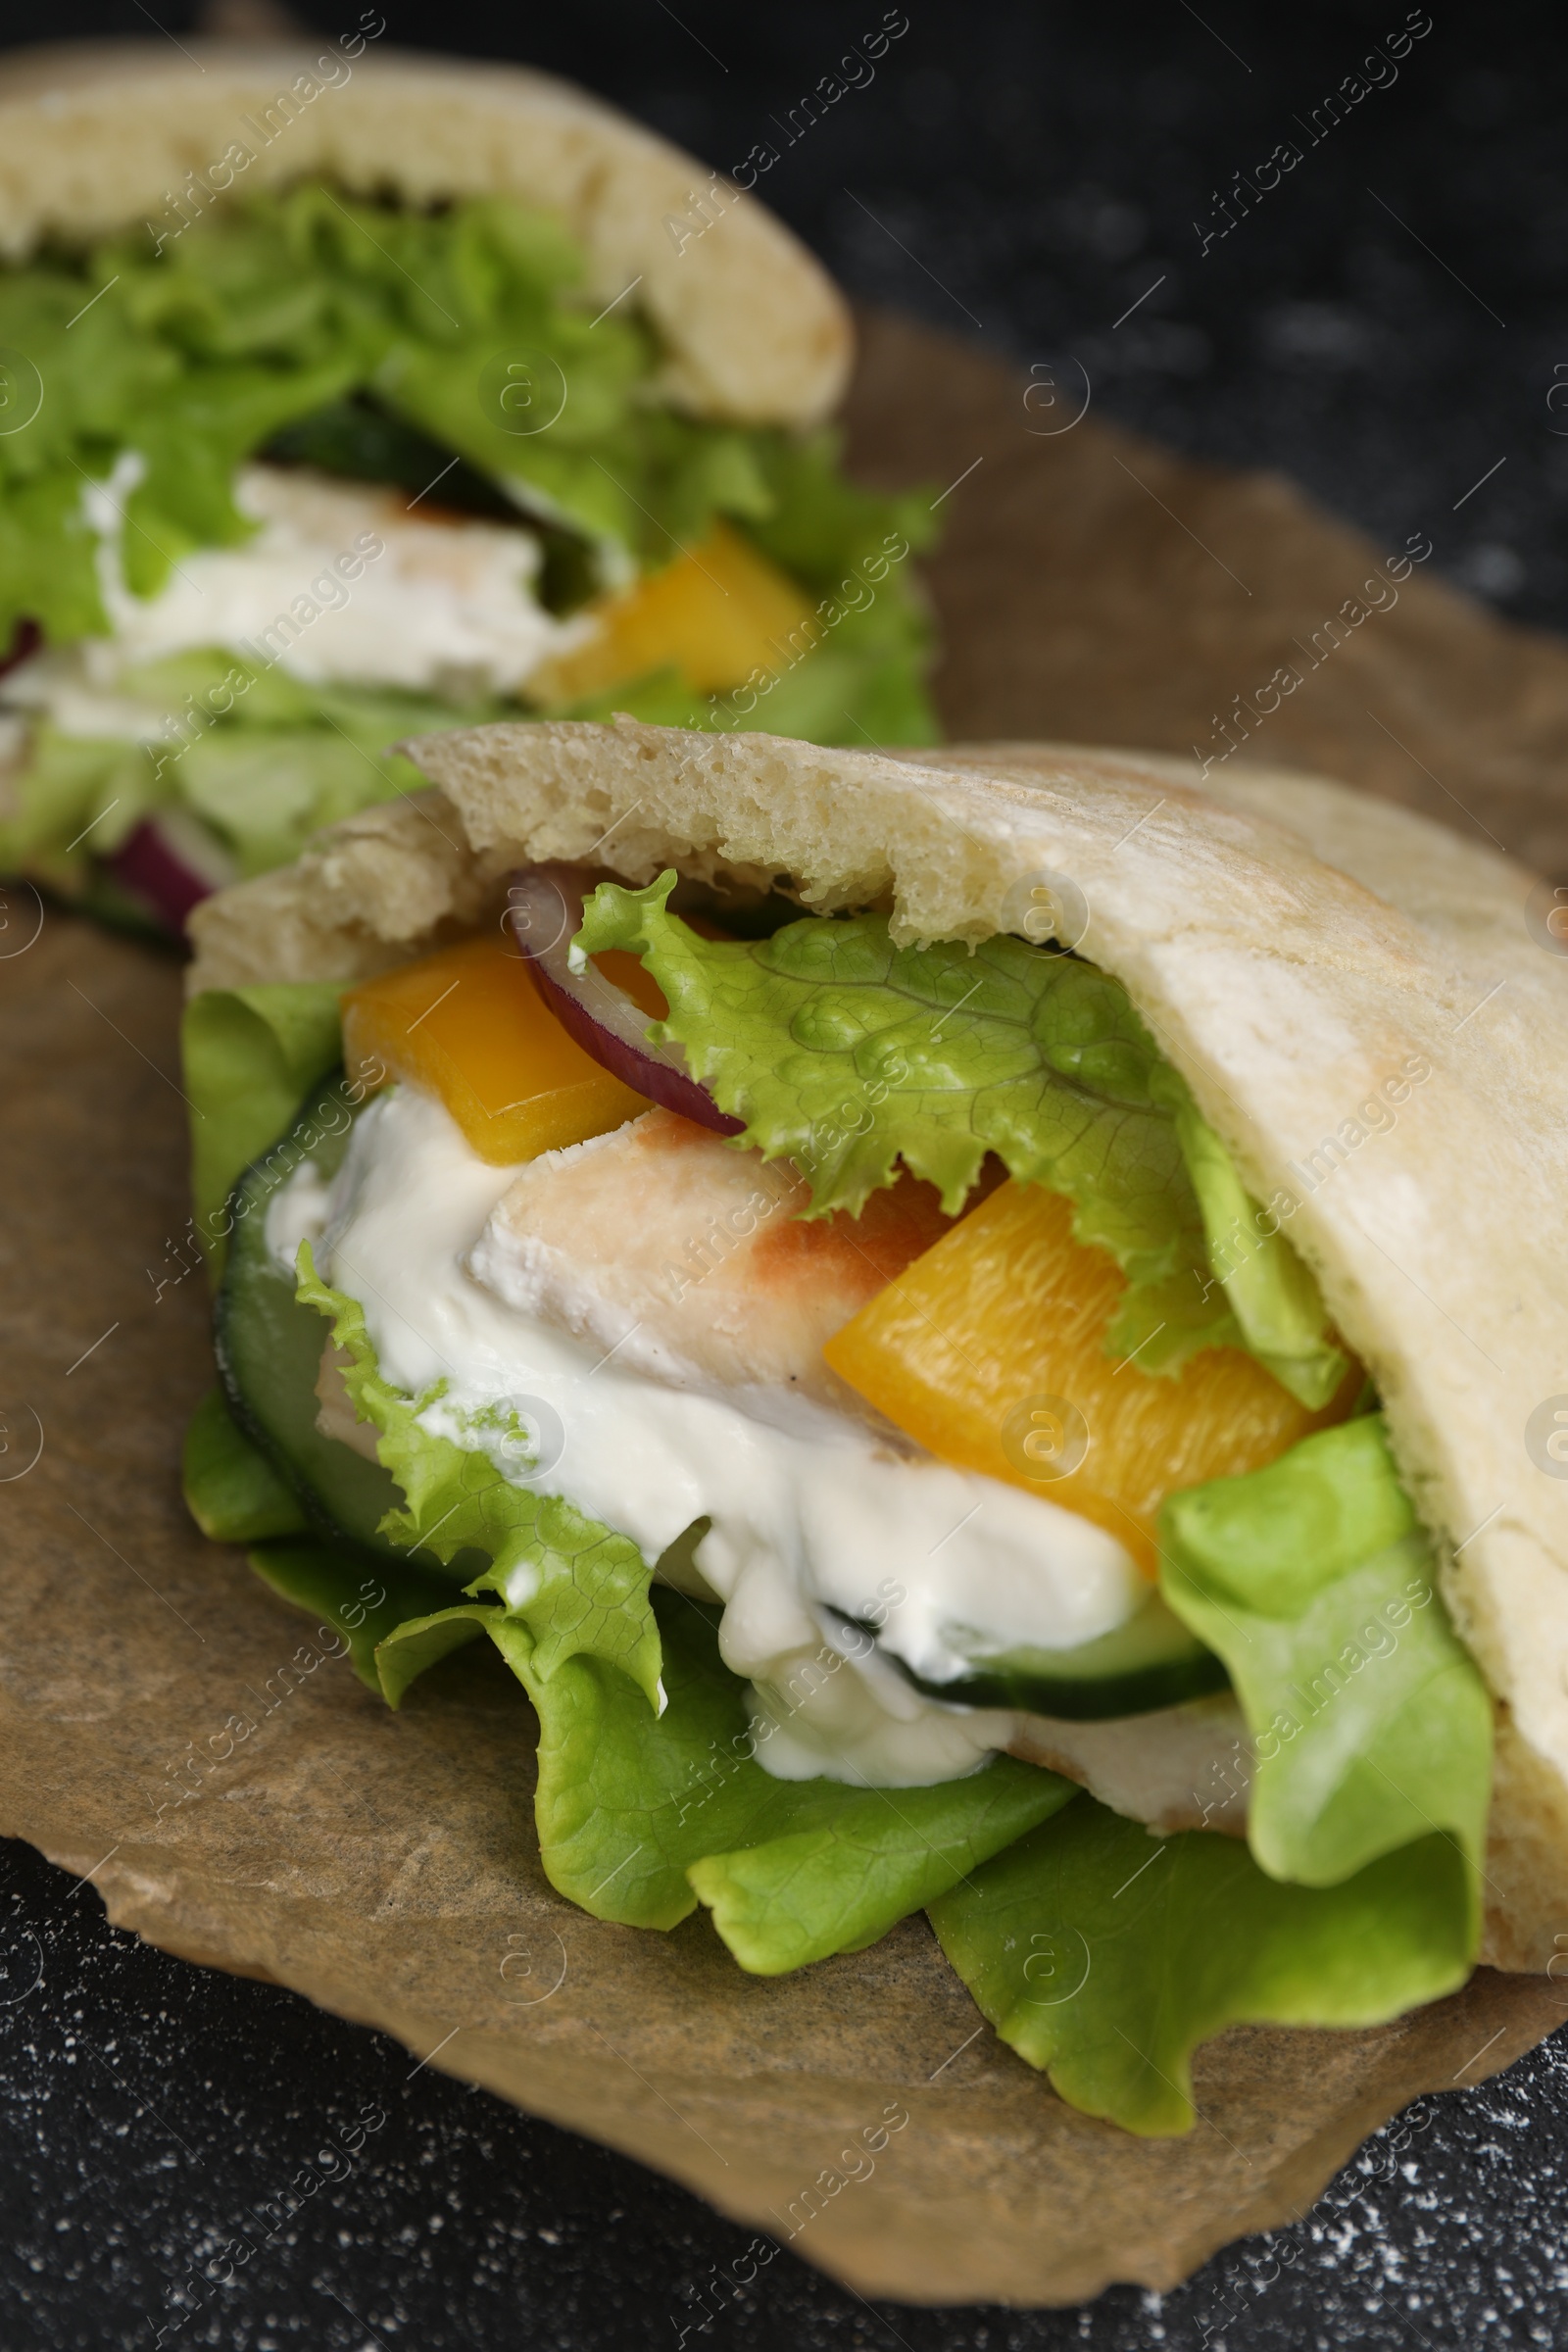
[530,521,815,703]
[342,933,659,1165]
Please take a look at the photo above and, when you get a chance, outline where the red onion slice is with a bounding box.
[507,863,744,1135]
[0,617,40,682]
[108,810,238,933]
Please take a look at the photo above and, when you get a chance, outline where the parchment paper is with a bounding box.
[2,310,1565,2310]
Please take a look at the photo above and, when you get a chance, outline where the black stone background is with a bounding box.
[3,2,1568,2345]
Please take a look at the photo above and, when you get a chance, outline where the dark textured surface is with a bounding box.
[4,3,1568,2345]
[365,0,1565,634]
[3,1827,1567,2351]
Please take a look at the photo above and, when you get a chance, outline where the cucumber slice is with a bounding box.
[878,1592,1230,1722]
[215,1071,414,1563]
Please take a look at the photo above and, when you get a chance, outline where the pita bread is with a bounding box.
[0,39,850,426]
[186,718,1568,1974]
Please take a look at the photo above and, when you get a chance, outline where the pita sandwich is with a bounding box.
[175,716,1568,2135]
[0,40,933,932]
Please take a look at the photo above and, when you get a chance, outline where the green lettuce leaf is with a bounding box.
[381,340,774,567]
[2,658,495,895]
[928,1792,1476,2135]
[0,188,939,890]
[181,1384,306,1543]
[0,241,351,633]
[176,731,424,878]
[380,1587,1073,1954]
[1168,1087,1348,1408]
[0,184,643,625]
[181,979,345,1272]
[714,578,939,750]
[246,1537,464,1694]
[0,469,106,648]
[1159,1415,1492,1901]
[688,1761,1075,1974]
[574,878,1350,1382]
[304,1274,1073,1959]
[268,1267,1073,1954]
[0,723,169,903]
[371,1602,500,1708]
[743,426,939,595]
[295,1248,663,1712]
[574,873,1241,1369]
[549,563,938,752]
[115,648,491,742]
[3,589,935,891]
[182,981,345,1276]
[0,182,936,624]
[719,428,940,747]
[156,659,495,877]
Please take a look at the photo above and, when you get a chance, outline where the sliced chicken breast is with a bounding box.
[468,1106,959,1409]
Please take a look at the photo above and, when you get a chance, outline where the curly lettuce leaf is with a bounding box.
[576,878,1351,1383]
[377,1587,1072,1948]
[296,1248,663,1712]
[4,581,935,892]
[575,873,1194,1239]
[382,342,772,568]
[0,469,108,648]
[575,873,1239,1370]
[0,184,643,625]
[722,429,940,747]
[743,427,939,594]
[928,1792,1476,2136]
[1,190,940,889]
[0,236,351,632]
[3,657,495,896]
[722,576,938,749]
[1160,1415,1492,1904]
[0,723,159,886]
[0,183,938,630]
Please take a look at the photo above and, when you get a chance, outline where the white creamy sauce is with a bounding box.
[263,1160,336,1275]
[272,1086,1149,1788]
[0,651,178,742]
[7,461,592,707]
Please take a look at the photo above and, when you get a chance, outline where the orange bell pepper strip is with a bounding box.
[823,1178,1361,1577]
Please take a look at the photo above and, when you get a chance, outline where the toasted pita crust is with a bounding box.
[0,40,849,426]
[186,718,1568,1971]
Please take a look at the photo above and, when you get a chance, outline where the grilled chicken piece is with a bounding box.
[1010,1701,1252,1836]
[468,1107,959,1407]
